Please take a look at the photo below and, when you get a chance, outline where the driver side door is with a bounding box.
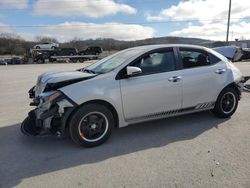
[119,48,182,122]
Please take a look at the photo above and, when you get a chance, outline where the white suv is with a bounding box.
[22,44,244,147]
[33,42,59,49]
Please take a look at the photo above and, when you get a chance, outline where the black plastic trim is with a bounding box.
[40,106,58,120]
[125,103,215,122]
[60,107,75,136]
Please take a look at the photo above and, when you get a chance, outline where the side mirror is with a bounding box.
[126,66,142,76]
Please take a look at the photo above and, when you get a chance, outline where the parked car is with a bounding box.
[52,48,77,56]
[0,59,7,65]
[33,42,59,49]
[78,46,102,55]
[213,46,243,62]
[5,57,23,65]
[22,44,246,147]
[241,48,250,60]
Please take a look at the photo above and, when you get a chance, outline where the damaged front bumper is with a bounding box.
[21,88,76,137]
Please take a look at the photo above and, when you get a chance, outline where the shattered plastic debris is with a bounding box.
[210,169,214,177]
[213,159,220,165]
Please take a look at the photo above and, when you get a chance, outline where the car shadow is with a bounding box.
[0,111,227,188]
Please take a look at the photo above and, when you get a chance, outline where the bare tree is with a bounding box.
[35,36,58,43]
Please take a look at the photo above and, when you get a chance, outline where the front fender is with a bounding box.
[59,74,128,128]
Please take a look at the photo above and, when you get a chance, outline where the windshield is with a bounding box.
[84,48,142,74]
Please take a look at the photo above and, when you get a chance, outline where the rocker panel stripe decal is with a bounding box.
[126,102,215,122]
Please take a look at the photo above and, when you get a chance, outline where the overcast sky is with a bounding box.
[0,0,250,42]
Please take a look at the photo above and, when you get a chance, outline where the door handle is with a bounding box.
[168,76,182,82]
[215,69,226,74]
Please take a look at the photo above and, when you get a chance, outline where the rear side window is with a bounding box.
[180,48,211,69]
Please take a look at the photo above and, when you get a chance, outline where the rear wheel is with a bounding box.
[69,104,114,147]
[70,58,78,63]
[79,58,85,63]
[212,87,239,118]
[37,59,44,64]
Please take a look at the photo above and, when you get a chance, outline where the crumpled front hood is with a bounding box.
[39,71,94,84]
[35,71,95,96]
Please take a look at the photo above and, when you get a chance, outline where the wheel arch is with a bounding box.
[220,82,241,100]
[64,99,119,130]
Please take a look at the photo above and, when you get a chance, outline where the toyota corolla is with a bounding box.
[21,44,245,147]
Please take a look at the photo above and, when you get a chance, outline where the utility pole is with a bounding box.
[226,0,232,45]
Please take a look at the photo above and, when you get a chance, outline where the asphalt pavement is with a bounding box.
[0,61,249,188]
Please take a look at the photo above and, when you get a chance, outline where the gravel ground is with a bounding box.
[0,61,249,188]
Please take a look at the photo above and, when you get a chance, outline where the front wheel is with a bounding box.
[212,87,239,118]
[69,104,114,147]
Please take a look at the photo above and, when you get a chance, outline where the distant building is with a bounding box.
[229,40,250,48]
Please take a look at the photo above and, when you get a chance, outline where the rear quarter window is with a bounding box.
[208,53,221,64]
[179,48,222,69]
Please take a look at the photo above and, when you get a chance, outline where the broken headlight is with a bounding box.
[40,91,61,103]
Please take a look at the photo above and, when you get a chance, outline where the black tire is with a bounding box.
[37,59,44,64]
[21,111,41,136]
[79,58,85,63]
[51,46,56,49]
[36,46,40,49]
[212,87,239,118]
[69,104,114,147]
[71,58,78,63]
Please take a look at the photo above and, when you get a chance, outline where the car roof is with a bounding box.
[128,44,207,52]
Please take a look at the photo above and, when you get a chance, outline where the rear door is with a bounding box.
[119,48,183,122]
[178,47,227,109]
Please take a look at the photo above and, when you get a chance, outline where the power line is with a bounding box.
[0,17,249,28]
[4,0,164,2]
[0,0,165,10]
[0,4,135,11]
[1,0,165,4]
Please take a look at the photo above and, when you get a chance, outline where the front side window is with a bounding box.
[180,49,211,68]
[133,50,176,75]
